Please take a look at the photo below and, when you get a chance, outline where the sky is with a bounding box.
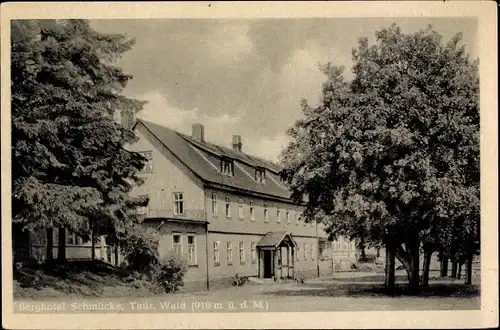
[90,18,478,162]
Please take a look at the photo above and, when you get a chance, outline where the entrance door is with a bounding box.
[263,250,272,278]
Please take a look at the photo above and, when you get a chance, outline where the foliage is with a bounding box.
[150,251,188,294]
[280,24,479,292]
[119,226,160,274]
[11,20,148,245]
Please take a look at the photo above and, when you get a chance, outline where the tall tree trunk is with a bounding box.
[57,227,66,261]
[465,254,473,285]
[114,244,119,266]
[440,255,449,277]
[422,249,433,286]
[451,260,458,278]
[384,244,396,293]
[406,241,420,294]
[46,228,54,262]
[91,225,96,260]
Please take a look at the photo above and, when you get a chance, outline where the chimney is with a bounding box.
[232,135,242,152]
[192,123,205,142]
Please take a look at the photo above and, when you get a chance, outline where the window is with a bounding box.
[225,197,231,218]
[173,192,184,215]
[311,244,316,260]
[173,234,182,255]
[239,242,245,264]
[277,209,281,223]
[250,201,255,221]
[139,151,153,171]
[187,235,197,266]
[286,211,290,224]
[296,248,300,261]
[264,204,269,222]
[303,243,308,259]
[238,198,244,219]
[227,242,233,264]
[251,242,257,263]
[295,211,300,225]
[221,158,234,176]
[214,241,220,265]
[66,232,77,245]
[255,168,266,183]
[137,194,148,215]
[211,193,218,216]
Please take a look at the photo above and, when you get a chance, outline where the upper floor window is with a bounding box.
[249,201,255,221]
[173,192,184,215]
[238,198,244,219]
[286,211,291,224]
[225,197,231,218]
[295,211,300,225]
[263,203,269,222]
[138,151,153,171]
[221,158,234,176]
[255,168,266,183]
[277,209,281,223]
[211,193,218,216]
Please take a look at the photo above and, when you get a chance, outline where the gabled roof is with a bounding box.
[257,231,298,248]
[135,119,295,201]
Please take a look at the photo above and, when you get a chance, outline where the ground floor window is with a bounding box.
[303,243,308,260]
[227,242,233,264]
[213,241,220,265]
[187,234,196,265]
[251,242,257,263]
[173,233,182,255]
[239,242,245,264]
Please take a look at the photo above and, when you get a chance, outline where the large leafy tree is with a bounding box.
[11,19,149,261]
[280,24,479,293]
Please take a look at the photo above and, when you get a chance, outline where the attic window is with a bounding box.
[220,158,234,176]
[255,168,266,183]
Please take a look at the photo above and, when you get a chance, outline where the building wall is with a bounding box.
[154,221,208,283]
[128,125,206,221]
[204,187,321,238]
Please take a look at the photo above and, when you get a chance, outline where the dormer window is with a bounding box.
[220,158,234,176]
[255,168,266,183]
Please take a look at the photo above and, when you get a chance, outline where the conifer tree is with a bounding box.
[11,19,149,261]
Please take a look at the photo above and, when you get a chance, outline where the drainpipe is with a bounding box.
[316,221,319,278]
[205,220,209,291]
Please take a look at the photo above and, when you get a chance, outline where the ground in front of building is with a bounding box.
[14,270,480,313]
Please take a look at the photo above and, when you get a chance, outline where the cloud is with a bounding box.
[133,90,243,147]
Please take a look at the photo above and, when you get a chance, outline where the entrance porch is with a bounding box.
[257,231,297,280]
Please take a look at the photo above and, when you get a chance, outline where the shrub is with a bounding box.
[119,226,160,275]
[150,251,188,294]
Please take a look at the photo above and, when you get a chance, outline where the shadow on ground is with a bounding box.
[261,282,480,298]
[13,260,151,298]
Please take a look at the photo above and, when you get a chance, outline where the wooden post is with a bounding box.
[291,247,295,278]
[287,246,290,278]
[46,228,54,262]
[258,249,261,278]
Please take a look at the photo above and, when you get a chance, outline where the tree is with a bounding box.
[11,19,149,262]
[280,24,479,294]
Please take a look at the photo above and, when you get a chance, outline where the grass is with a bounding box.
[13,260,153,299]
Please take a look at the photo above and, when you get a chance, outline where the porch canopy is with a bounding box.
[256,231,297,279]
[257,231,297,250]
